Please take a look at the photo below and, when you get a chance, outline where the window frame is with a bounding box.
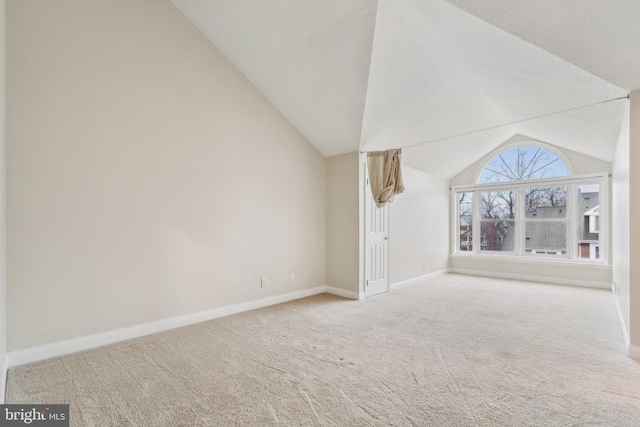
[451,172,608,264]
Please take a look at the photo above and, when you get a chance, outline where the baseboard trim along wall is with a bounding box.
[8,285,361,368]
[325,286,362,300]
[5,270,623,368]
[628,345,640,360]
[450,268,610,290]
[390,269,451,290]
[611,284,631,357]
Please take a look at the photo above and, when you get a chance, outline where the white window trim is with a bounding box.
[451,172,609,265]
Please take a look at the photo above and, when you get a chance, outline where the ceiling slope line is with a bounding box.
[360,94,629,153]
[356,0,383,148]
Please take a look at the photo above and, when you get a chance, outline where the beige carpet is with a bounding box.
[6,274,640,426]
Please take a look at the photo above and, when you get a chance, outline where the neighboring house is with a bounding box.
[481,221,514,252]
[470,191,600,258]
[525,205,567,255]
[578,192,600,259]
[459,214,473,251]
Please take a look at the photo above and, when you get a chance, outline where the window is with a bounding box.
[458,192,473,251]
[524,186,567,256]
[480,191,515,252]
[578,184,601,260]
[453,143,606,263]
[477,145,569,183]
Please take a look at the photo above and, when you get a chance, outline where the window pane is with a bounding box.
[478,146,569,183]
[480,220,515,252]
[525,187,567,218]
[458,192,473,251]
[525,222,567,255]
[481,191,515,220]
[577,184,600,259]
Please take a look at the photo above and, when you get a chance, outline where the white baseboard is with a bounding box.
[325,286,361,300]
[611,286,631,356]
[628,344,640,360]
[6,286,327,368]
[390,269,451,290]
[450,268,610,289]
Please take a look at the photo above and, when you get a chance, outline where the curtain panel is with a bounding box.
[367,149,405,208]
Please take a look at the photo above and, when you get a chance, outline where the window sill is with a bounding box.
[449,253,611,269]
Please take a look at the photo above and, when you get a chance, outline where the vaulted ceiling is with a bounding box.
[170,0,638,179]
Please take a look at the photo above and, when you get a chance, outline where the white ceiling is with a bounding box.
[169,0,377,157]
[442,0,640,93]
[171,0,636,178]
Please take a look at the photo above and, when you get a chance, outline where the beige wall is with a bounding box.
[629,90,640,349]
[612,101,630,340]
[449,257,611,288]
[389,166,449,284]
[326,152,359,293]
[7,0,326,351]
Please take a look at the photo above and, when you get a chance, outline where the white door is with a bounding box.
[365,169,390,298]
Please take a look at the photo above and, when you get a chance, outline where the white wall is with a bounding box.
[389,166,449,284]
[612,101,630,343]
[449,135,613,287]
[326,152,359,294]
[0,0,6,399]
[449,257,612,288]
[7,0,326,351]
[629,90,640,354]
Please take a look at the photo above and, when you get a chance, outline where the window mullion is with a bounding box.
[599,175,608,263]
[473,190,480,255]
[567,184,576,259]
[516,186,523,256]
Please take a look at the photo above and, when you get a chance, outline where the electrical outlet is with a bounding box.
[289,273,295,283]
[261,278,268,288]
[512,266,518,273]
[422,261,426,269]
[431,259,435,267]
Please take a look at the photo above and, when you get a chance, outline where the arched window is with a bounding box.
[454,142,606,262]
[477,145,569,184]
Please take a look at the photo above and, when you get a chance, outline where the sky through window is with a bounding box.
[478,146,569,184]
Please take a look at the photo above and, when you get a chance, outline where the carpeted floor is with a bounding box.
[6,274,640,426]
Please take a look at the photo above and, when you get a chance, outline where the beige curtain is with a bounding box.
[367,149,405,208]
